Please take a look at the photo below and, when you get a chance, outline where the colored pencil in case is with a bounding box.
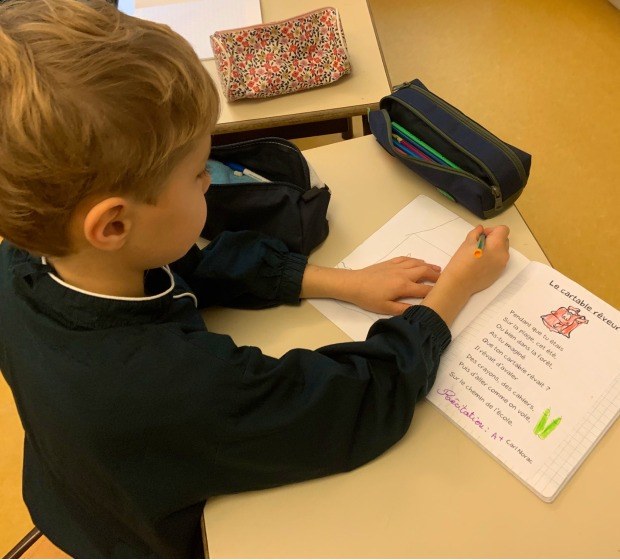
[392,145,410,157]
[392,121,462,170]
[392,134,433,162]
[390,124,445,166]
[391,136,422,159]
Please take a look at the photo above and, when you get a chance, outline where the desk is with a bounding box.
[136,0,391,141]
[201,135,618,557]
[205,0,391,143]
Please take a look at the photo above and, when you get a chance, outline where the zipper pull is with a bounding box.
[492,185,503,210]
[392,80,414,92]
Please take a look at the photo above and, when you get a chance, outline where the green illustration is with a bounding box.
[533,408,562,440]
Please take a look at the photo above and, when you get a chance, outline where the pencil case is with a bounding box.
[203,137,331,255]
[210,7,351,101]
[368,79,532,218]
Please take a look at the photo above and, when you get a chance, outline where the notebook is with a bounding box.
[310,195,620,502]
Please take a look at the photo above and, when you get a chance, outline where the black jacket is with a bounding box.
[0,231,450,558]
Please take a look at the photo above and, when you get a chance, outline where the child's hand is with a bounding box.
[347,257,442,315]
[301,225,509,323]
[421,224,510,327]
[300,257,441,315]
[440,224,510,295]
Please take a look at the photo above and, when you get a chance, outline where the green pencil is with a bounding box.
[392,121,462,171]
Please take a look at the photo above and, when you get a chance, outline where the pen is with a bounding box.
[473,233,486,258]
[223,161,270,183]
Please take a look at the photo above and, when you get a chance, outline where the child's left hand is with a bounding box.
[301,257,441,315]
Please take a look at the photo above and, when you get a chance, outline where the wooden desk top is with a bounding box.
[136,0,391,133]
[201,136,618,557]
[203,0,391,133]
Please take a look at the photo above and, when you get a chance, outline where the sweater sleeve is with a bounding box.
[156,305,451,499]
[23,303,450,554]
[169,231,307,309]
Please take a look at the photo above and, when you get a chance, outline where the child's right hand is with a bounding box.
[442,224,510,296]
[421,225,510,327]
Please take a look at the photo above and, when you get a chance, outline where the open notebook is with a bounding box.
[310,195,620,502]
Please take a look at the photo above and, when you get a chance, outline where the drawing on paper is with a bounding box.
[533,408,562,439]
[541,305,588,338]
[333,217,461,322]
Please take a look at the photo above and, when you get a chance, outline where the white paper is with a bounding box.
[134,0,262,59]
[310,195,530,341]
[117,0,135,14]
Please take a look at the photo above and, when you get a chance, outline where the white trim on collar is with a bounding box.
[174,292,198,307]
[41,257,175,302]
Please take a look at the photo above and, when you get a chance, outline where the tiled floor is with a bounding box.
[1,0,619,556]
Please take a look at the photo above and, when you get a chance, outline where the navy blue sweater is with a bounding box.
[0,232,450,558]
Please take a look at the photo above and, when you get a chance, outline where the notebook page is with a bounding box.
[529,373,619,500]
[134,0,262,59]
[429,261,620,500]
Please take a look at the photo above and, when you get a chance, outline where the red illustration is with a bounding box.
[541,306,588,338]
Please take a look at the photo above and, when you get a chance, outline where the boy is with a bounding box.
[0,0,510,557]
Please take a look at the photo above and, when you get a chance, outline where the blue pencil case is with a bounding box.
[368,79,532,218]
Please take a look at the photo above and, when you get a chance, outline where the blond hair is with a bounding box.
[0,0,219,256]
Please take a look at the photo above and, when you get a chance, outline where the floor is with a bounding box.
[1,0,619,556]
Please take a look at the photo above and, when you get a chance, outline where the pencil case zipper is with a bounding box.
[380,104,503,211]
[211,6,344,36]
[395,81,528,186]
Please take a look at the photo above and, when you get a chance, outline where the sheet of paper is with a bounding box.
[134,0,262,59]
[117,0,135,14]
[310,195,530,341]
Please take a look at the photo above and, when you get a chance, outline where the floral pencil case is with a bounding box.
[210,7,352,101]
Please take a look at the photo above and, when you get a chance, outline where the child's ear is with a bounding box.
[82,197,133,251]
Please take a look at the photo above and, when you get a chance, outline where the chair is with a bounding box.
[4,528,71,559]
